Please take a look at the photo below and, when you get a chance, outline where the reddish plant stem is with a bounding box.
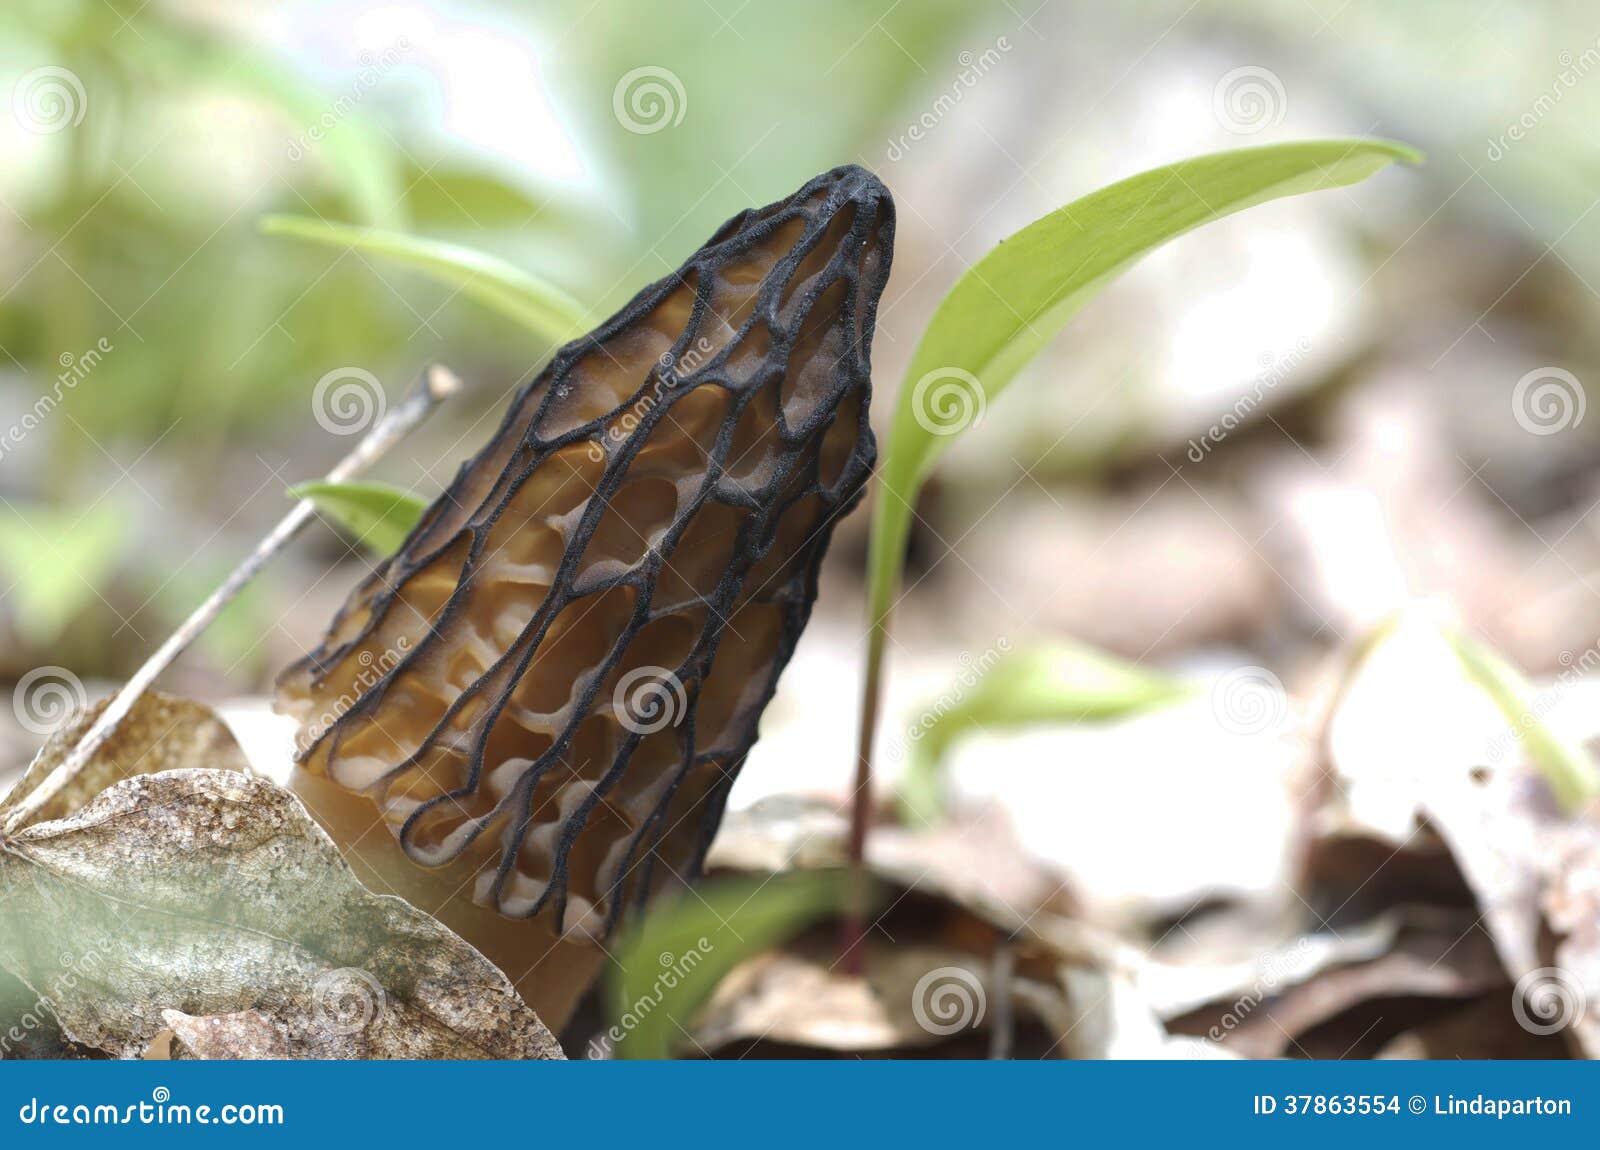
[841,615,888,974]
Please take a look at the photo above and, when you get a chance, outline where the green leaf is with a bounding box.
[899,643,1190,825]
[606,870,857,1059]
[1443,627,1600,813]
[260,215,588,344]
[0,502,127,645]
[137,14,407,229]
[290,480,428,557]
[865,139,1421,636]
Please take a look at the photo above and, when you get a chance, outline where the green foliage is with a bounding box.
[1444,627,1600,812]
[865,139,1422,639]
[549,0,992,262]
[0,503,127,646]
[289,480,429,558]
[260,216,589,344]
[607,870,857,1059]
[899,643,1189,824]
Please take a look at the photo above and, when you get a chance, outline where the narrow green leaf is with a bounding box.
[260,215,588,344]
[606,870,856,1059]
[290,479,428,557]
[899,643,1189,825]
[1443,627,1600,813]
[866,139,1421,635]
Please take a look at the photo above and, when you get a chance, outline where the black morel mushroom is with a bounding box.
[278,166,894,961]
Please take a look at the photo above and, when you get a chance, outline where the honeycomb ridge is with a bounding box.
[277,165,895,939]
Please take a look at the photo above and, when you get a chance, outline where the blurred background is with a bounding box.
[4,0,1600,1056]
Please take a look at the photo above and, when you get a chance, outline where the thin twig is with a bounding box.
[2,365,462,834]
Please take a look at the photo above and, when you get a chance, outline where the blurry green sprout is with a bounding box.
[898,642,1191,825]
[1444,626,1600,812]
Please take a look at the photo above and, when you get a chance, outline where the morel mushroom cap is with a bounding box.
[278,165,895,940]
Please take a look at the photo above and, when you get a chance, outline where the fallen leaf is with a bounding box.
[0,769,562,1060]
[0,691,251,829]
[1418,764,1600,1057]
[162,1009,288,1060]
[1168,912,1508,1059]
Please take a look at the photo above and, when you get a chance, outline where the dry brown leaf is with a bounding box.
[162,1009,289,1060]
[0,691,251,829]
[1172,913,1507,1059]
[0,769,561,1060]
[1418,764,1600,1057]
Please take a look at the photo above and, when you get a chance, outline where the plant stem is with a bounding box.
[842,614,888,974]
[2,365,462,834]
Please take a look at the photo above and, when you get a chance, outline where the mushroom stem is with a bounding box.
[2,365,462,834]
